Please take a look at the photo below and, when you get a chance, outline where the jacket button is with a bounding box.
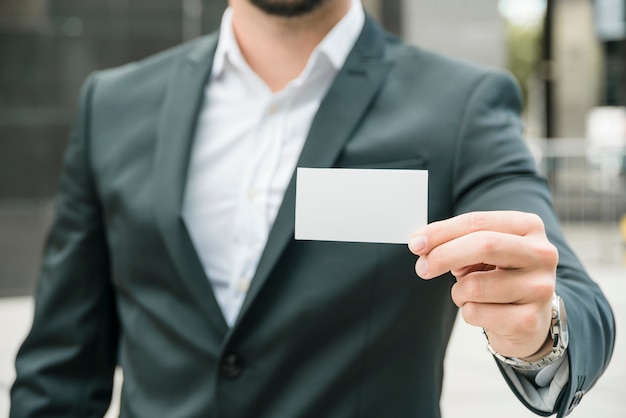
[220,353,244,379]
[567,390,585,414]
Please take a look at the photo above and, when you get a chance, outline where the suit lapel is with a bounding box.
[154,34,229,335]
[233,17,393,328]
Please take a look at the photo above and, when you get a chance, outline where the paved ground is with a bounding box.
[1,223,624,417]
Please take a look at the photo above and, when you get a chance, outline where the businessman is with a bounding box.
[11,0,615,417]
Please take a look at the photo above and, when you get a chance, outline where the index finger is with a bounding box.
[408,211,545,256]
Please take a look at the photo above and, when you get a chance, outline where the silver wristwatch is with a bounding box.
[486,293,569,371]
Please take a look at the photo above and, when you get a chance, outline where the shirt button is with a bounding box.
[220,353,245,379]
[247,188,257,201]
[268,103,279,114]
[237,278,251,292]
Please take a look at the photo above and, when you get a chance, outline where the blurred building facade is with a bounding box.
[0,0,230,296]
[0,0,228,200]
[554,0,604,138]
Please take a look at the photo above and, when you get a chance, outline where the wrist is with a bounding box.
[485,293,569,371]
[521,332,554,362]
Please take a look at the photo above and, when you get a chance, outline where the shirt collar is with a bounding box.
[316,0,365,70]
[212,0,365,79]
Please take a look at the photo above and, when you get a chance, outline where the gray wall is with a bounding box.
[401,0,506,68]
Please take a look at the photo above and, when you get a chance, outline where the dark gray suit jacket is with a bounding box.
[11,16,614,418]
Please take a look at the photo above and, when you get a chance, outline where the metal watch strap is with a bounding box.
[485,293,569,371]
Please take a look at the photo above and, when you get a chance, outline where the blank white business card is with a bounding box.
[295,167,428,244]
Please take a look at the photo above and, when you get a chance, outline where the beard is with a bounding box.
[249,0,329,17]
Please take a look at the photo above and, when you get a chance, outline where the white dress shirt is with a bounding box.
[181,0,568,411]
[182,0,365,327]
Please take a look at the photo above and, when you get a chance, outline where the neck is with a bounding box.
[229,0,352,92]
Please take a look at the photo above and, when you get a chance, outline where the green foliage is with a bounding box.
[505,21,544,107]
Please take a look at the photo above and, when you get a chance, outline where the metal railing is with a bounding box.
[528,137,626,224]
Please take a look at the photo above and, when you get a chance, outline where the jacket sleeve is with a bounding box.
[10,73,119,418]
[451,71,616,417]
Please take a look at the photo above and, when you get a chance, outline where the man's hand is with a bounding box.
[408,211,559,360]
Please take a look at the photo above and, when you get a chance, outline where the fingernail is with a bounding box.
[415,257,429,278]
[409,235,427,253]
